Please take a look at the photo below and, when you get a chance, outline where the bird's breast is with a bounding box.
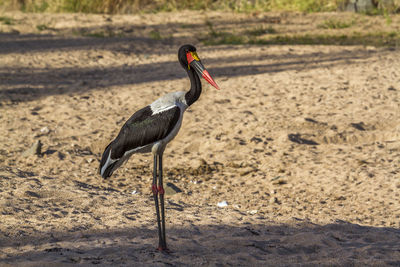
[154,105,185,154]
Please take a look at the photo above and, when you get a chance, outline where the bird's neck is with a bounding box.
[184,68,202,106]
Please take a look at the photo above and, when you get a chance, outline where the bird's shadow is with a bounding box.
[1,221,399,266]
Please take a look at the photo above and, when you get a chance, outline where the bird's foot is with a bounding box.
[156,246,171,253]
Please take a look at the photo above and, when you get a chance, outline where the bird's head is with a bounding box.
[178,44,220,90]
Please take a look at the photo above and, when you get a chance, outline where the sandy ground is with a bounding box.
[0,11,400,266]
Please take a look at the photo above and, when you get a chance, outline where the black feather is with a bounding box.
[99,105,181,178]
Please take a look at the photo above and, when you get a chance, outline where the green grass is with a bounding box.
[149,30,162,40]
[85,31,107,38]
[36,24,50,31]
[0,16,14,25]
[318,19,355,29]
[384,12,393,25]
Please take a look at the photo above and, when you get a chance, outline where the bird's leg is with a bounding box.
[152,154,163,250]
[158,153,168,251]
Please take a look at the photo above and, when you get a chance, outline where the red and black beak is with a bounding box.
[187,51,220,90]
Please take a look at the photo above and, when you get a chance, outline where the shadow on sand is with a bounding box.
[1,221,399,266]
[0,31,379,102]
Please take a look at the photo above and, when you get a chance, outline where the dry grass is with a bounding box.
[2,0,398,14]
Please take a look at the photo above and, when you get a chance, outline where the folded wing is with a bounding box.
[99,105,181,178]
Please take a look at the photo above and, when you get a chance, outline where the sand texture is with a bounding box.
[0,11,400,266]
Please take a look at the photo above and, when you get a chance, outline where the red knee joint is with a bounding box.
[158,186,165,195]
[152,184,158,195]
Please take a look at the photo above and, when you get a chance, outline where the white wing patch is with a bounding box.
[150,105,176,115]
[100,149,118,177]
[122,143,153,157]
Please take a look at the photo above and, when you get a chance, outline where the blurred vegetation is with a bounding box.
[200,18,400,47]
[317,18,355,29]
[319,18,358,29]
[200,27,400,47]
[0,0,399,14]
[260,31,400,46]
[0,15,15,24]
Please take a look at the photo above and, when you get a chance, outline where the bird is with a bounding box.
[99,44,219,251]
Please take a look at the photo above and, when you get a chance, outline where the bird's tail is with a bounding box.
[99,142,118,179]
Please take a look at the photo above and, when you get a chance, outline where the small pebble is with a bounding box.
[40,127,50,134]
[217,201,228,208]
[22,140,42,157]
[248,210,258,215]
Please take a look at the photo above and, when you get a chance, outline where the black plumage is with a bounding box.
[100,106,181,178]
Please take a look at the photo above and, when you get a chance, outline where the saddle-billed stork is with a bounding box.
[99,44,219,251]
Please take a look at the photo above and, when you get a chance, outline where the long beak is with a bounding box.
[190,60,220,90]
